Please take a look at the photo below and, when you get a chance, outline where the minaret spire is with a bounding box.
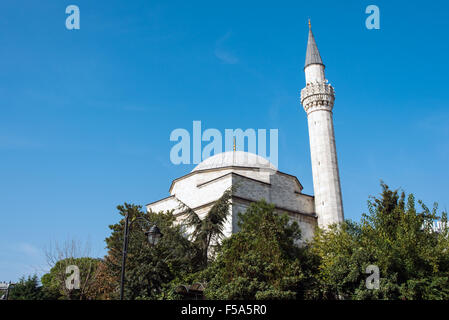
[305,20,324,69]
[300,22,344,228]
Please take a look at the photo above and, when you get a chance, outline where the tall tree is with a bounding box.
[8,275,43,300]
[183,187,233,268]
[42,239,101,300]
[86,258,119,300]
[103,203,197,299]
[197,199,318,299]
[41,257,101,300]
[311,182,449,300]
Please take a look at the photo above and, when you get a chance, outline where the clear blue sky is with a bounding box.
[1,0,448,282]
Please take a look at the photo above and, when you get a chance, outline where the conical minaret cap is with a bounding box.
[304,20,324,68]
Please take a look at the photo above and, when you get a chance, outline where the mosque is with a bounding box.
[146,22,344,241]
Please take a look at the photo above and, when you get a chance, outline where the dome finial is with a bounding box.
[308,19,311,30]
[233,137,236,151]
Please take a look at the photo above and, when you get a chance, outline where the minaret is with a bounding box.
[300,21,344,228]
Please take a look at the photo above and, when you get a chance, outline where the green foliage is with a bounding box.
[184,187,233,269]
[14,183,448,300]
[104,203,197,300]
[39,273,62,300]
[9,275,44,300]
[311,182,449,300]
[197,199,318,300]
[41,257,100,300]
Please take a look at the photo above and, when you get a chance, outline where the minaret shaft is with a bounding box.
[301,24,344,228]
[306,107,344,227]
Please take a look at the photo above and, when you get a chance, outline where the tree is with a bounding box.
[41,257,101,300]
[197,199,318,299]
[8,275,44,300]
[103,203,197,300]
[311,182,449,300]
[42,238,101,300]
[86,258,118,300]
[183,187,233,269]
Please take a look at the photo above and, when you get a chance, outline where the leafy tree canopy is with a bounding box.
[41,257,101,300]
[311,182,449,300]
[184,187,233,269]
[12,183,449,301]
[8,275,45,300]
[197,199,318,300]
[103,203,197,299]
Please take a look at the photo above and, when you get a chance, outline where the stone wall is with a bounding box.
[146,166,318,242]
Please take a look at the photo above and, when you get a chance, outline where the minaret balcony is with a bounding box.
[300,82,335,114]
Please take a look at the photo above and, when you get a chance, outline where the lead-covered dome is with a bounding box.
[192,151,277,172]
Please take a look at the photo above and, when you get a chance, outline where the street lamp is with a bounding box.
[119,213,163,300]
[145,225,163,246]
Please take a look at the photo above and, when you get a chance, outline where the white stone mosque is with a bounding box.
[146,22,344,241]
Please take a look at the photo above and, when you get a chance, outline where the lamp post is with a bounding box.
[119,213,163,300]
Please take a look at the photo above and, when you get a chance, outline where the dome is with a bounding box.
[192,151,277,172]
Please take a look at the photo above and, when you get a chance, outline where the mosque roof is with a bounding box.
[191,151,277,172]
